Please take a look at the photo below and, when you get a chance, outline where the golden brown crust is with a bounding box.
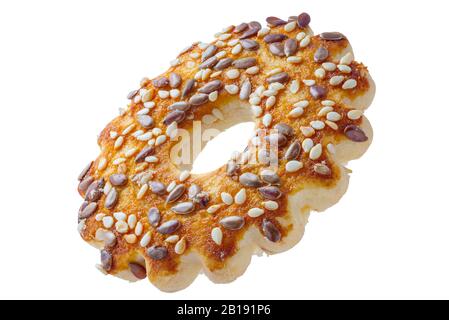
[77,13,375,291]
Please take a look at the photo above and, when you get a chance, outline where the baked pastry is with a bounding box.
[77,12,375,292]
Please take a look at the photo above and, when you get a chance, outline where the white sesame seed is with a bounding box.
[263,89,277,97]
[226,69,240,79]
[133,130,144,138]
[152,128,162,136]
[262,113,272,127]
[140,232,151,247]
[207,204,223,214]
[234,188,246,205]
[170,89,180,98]
[325,120,339,130]
[300,35,311,48]
[287,56,302,64]
[155,134,167,146]
[315,68,326,79]
[158,90,169,99]
[327,143,336,154]
[137,132,152,141]
[202,114,217,125]
[248,208,264,218]
[219,33,232,41]
[133,95,141,104]
[122,124,136,135]
[225,84,239,95]
[113,212,127,221]
[115,221,129,234]
[251,106,263,117]
[266,96,276,109]
[175,238,186,255]
[114,136,124,149]
[289,80,300,94]
[284,21,296,32]
[112,158,126,165]
[103,182,112,195]
[215,40,226,47]
[326,111,341,122]
[135,222,143,236]
[125,234,137,244]
[330,76,345,86]
[95,213,105,222]
[269,82,284,91]
[342,79,357,90]
[311,120,325,130]
[338,64,352,73]
[209,91,218,102]
[221,192,234,205]
[288,107,304,118]
[202,68,212,81]
[300,126,315,137]
[258,27,270,37]
[128,214,137,229]
[212,108,224,120]
[263,201,279,211]
[249,96,261,105]
[302,138,314,152]
[340,52,354,65]
[255,85,265,96]
[322,62,337,71]
[348,110,363,120]
[309,144,323,160]
[98,158,107,170]
[294,100,310,108]
[102,216,114,229]
[211,227,223,245]
[231,44,242,55]
[166,181,176,193]
[318,106,334,117]
[286,160,303,173]
[246,66,260,75]
[165,235,180,244]
[211,71,222,78]
[194,70,203,80]
[228,39,240,46]
[147,138,155,146]
[303,79,316,86]
[137,108,149,115]
[179,170,190,182]
[198,42,208,50]
[267,68,282,76]
[145,156,158,163]
[296,32,306,41]
[137,183,148,199]
[144,101,155,109]
[215,51,227,59]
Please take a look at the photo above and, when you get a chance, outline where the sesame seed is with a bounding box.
[303,79,316,86]
[250,96,261,105]
[144,101,155,109]
[266,96,276,109]
[342,79,358,90]
[128,214,137,229]
[190,52,200,59]
[115,220,129,234]
[210,71,222,78]
[114,136,124,149]
[175,238,186,255]
[311,120,325,130]
[251,106,263,117]
[325,120,339,130]
[296,32,306,41]
[248,208,264,218]
[228,39,240,46]
[211,227,223,245]
[302,138,314,152]
[209,91,218,102]
[263,201,279,211]
[97,158,107,170]
[113,212,127,221]
[327,143,336,154]
[226,69,240,79]
[284,21,297,32]
[267,68,283,76]
[309,144,323,160]
[294,100,309,108]
[330,76,345,86]
[207,204,223,214]
[135,222,143,236]
[219,33,232,41]
[289,80,300,93]
[137,183,148,199]
[165,235,180,244]
[170,89,180,98]
[287,56,302,64]
[299,35,311,48]
[263,89,277,97]
[300,126,315,137]
[140,232,151,247]
[338,64,352,73]
[318,106,334,116]
[288,107,304,118]
[234,188,246,205]
[122,124,136,135]
[315,68,326,79]
[286,160,303,173]
[179,170,190,182]
[326,111,341,122]
[102,216,114,229]
[340,52,354,65]
[348,110,363,120]
[158,90,169,99]
[231,44,242,55]
[225,84,239,95]
[155,135,167,146]
[322,62,337,71]
[124,234,137,244]
[258,27,270,37]
[137,132,153,141]
[262,113,272,127]
[246,66,260,75]
[221,192,234,205]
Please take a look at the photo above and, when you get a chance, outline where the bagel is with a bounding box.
[77,12,375,292]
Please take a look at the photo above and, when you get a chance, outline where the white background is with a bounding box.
[1,0,448,300]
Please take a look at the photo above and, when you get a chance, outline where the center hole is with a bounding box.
[191,122,254,174]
